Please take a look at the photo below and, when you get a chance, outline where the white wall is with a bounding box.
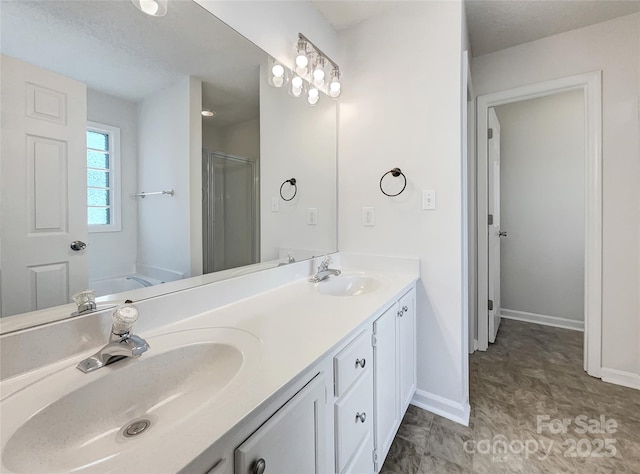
[338,1,468,419]
[86,89,138,281]
[137,76,202,279]
[260,67,337,261]
[203,118,260,162]
[194,0,337,68]
[472,13,640,376]
[495,91,585,322]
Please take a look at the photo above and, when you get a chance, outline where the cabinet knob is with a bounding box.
[252,458,266,474]
[402,305,408,312]
[355,358,366,369]
[355,412,366,423]
[398,309,404,317]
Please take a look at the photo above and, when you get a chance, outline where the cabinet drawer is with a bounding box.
[335,370,373,474]
[334,330,371,397]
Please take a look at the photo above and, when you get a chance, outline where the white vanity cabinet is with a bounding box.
[373,287,416,471]
[234,375,326,474]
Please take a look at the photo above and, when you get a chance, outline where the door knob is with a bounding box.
[70,240,87,251]
[498,231,508,237]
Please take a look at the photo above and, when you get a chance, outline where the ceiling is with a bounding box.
[0,0,265,126]
[310,0,640,57]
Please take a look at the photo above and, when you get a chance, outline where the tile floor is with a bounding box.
[380,319,640,473]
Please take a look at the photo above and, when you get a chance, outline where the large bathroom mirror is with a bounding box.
[0,0,337,332]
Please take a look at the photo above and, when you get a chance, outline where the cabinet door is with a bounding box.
[235,375,325,474]
[399,288,417,411]
[373,304,399,467]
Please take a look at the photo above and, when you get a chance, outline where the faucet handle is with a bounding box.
[112,303,139,336]
[320,255,332,269]
[72,289,96,314]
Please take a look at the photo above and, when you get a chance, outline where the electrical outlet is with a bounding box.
[307,208,318,225]
[422,190,436,210]
[362,207,375,226]
[271,198,279,212]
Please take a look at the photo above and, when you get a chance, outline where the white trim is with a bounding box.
[476,72,602,379]
[411,389,470,426]
[600,368,640,391]
[87,121,122,233]
[460,49,471,414]
[501,309,584,332]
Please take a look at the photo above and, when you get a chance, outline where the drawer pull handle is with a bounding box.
[402,305,408,312]
[355,412,367,423]
[355,358,366,369]
[252,458,266,474]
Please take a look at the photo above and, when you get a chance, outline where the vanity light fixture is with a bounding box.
[131,0,168,17]
[201,109,215,117]
[267,33,342,106]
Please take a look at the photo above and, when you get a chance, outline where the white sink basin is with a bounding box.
[1,328,261,473]
[316,274,380,296]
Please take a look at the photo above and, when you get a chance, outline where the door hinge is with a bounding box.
[488,300,494,311]
[488,128,493,139]
[371,334,377,348]
[488,214,493,225]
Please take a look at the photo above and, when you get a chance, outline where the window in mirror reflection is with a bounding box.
[87,122,121,232]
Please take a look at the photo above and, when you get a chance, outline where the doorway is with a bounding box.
[475,72,603,378]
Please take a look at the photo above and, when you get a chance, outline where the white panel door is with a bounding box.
[234,375,325,474]
[373,303,399,470]
[1,55,88,317]
[488,107,502,343]
[398,288,416,410]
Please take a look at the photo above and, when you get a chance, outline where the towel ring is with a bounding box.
[280,178,297,201]
[379,168,407,197]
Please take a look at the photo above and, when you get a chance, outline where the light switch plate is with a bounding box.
[422,190,436,210]
[271,198,279,212]
[362,207,375,226]
[307,208,318,225]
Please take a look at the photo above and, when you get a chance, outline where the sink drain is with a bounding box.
[123,419,151,438]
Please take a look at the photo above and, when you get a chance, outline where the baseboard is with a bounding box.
[411,389,470,426]
[600,368,640,391]
[501,309,584,331]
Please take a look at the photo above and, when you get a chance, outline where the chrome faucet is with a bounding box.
[309,256,341,283]
[77,303,149,373]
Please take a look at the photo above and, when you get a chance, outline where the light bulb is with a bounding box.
[329,80,341,98]
[295,55,308,69]
[307,87,319,105]
[140,0,159,15]
[290,76,304,97]
[272,64,285,78]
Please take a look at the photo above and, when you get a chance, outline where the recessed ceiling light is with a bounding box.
[201,110,216,117]
[131,0,168,17]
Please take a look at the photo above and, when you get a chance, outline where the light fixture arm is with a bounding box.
[298,33,339,71]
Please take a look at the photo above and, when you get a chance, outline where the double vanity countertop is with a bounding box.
[0,254,419,473]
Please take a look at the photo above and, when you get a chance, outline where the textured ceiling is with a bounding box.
[310,0,640,57]
[0,0,265,126]
[310,1,400,31]
[466,0,640,56]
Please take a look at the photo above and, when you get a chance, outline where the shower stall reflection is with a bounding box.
[202,150,259,273]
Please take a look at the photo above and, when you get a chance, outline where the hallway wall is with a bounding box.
[495,91,585,325]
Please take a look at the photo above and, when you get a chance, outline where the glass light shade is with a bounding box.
[307,87,319,106]
[131,0,168,16]
[328,68,342,99]
[312,57,326,88]
[294,40,309,77]
[267,58,288,88]
[289,75,306,98]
